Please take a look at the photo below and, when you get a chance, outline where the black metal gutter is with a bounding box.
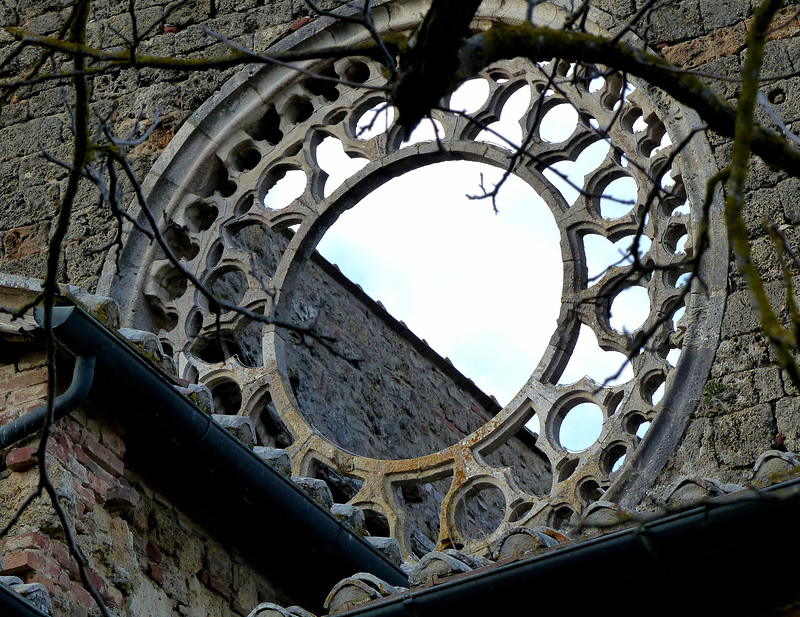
[0,585,50,617]
[0,355,96,450]
[33,305,408,611]
[337,478,800,616]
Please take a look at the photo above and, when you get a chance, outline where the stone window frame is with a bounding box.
[98,0,727,559]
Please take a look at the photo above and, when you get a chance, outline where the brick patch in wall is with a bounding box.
[104,585,124,609]
[105,484,139,514]
[50,541,80,580]
[6,446,39,471]
[24,572,56,596]
[0,367,47,394]
[1,223,49,261]
[661,6,800,67]
[197,570,233,602]
[99,424,126,460]
[147,562,164,586]
[1,551,45,576]
[146,540,163,564]
[3,532,51,553]
[12,381,47,406]
[74,436,124,478]
[70,581,94,608]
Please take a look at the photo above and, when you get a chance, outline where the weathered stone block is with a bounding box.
[119,327,176,374]
[776,397,800,452]
[14,582,52,615]
[752,450,800,486]
[330,503,366,535]
[176,383,214,415]
[0,576,23,588]
[324,573,398,614]
[407,551,472,587]
[6,446,39,472]
[712,404,775,467]
[489,527,559,561]
[252,446,291,478]
[213,414,256,448]
[247,602,292,617]
[642,0,704,43]
[290,476,333,511]
[364,536,402,566]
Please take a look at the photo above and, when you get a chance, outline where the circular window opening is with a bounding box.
[559,402,603,452]
[286,160,563,459]
[317,161,562,407]
[454,484,506,542]
[208,377,243,415]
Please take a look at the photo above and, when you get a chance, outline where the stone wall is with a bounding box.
[0,0,555,556]
[0,0,325,288]
[0,349,293,617]
[2,0,800,589]
[635,4,800,496]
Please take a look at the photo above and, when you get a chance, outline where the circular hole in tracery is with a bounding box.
[454,484,506,541]
[208,377,243,415]
[559,402,603,452]
[355,103,395,140]
[317,136,368,197]
[642,372,666,406]
[652,381,665,405]
[286,97,314,124]
[185,200,219,232]
[610,285,650,333]
[539,103,578,143]
[262,169,307,210]
[551,505,575,532]
[201,267,248,314]
[667,347,682,366]
[673,305,686,330]
[558,324,634,386]
[344,61,371,84]
[600,176,637,219]
[589,76,605,92]
[579,479,604,504]
[401,117,445,147]
[317,161,561,408]
[476,84,531,148]
[449,78,490,114]
[543,139,609,205]
[602,443,627,474]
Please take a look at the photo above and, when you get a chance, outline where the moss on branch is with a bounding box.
[452,21,800,177]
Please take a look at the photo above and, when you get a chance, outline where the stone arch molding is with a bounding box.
[99,0,727,559]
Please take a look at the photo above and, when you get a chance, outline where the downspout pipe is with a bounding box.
[32,305,408,609]
[0,354,96,450]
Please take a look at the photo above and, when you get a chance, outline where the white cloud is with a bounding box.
[317,161,562,404]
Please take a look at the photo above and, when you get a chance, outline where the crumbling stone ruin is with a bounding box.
[3,0,800,615]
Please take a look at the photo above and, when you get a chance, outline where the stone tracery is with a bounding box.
[102,0,727,560]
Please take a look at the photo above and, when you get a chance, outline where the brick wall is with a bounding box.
[0,350,292,617]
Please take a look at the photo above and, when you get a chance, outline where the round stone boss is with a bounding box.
[100,0,727,558]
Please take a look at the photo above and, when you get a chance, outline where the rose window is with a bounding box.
[105,0,726,560]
